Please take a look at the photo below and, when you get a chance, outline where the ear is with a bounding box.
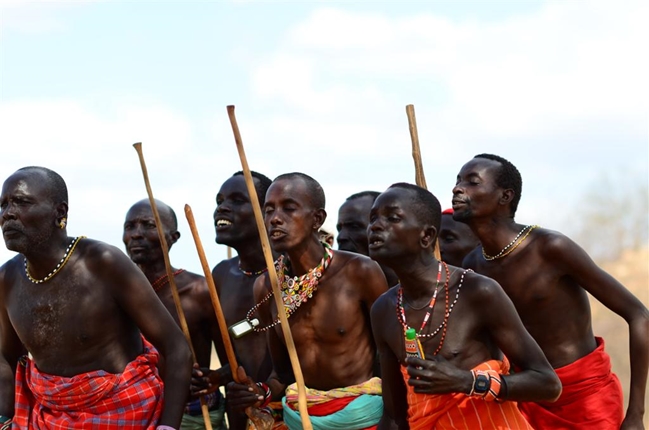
[420,225,437,250]
[54,202,69,226]
[312,208,327,231]
[499,189,515,206]
[168,230,181,247]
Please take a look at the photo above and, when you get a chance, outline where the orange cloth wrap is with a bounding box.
[518,337,623,430]
[401,359,533,430]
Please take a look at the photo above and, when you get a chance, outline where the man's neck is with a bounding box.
[287,238,325,277]
[139,261,169,283]
[23,232,72,274]
[393,254,441,301]
[235,240,268,273]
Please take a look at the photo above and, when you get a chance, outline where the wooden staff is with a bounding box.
[405,105,442,260]
[226,105,313,430]
[132,143,213,430]
[184,205,274,429]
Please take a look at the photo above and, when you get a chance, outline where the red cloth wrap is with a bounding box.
[519,337,623,430]
[13,337,164,429]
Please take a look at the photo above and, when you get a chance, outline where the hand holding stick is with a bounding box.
[132,142,213,430]
[226,105,313,430]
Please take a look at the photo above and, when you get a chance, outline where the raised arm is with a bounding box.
[90,242,192,428]
[544,233,649,426]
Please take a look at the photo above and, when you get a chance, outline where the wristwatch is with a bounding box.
[473,372,491,395]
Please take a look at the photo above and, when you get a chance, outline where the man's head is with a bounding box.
[123,199,179,266]
[214,171,272,248]
[439,208,480,266]
[452,153,522,222]
[336,191,380,255]
[1,166,69,254]
[264,172,326,253]
[368,183,441,266]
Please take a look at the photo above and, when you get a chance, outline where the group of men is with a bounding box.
[0,153,647,430]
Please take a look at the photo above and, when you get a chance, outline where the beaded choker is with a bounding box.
[482,225,539,261]
[151,268,186,292]
[238,263,268,277]
[397,263,470,356]
[24,236,86,284]
[246,242,334,332]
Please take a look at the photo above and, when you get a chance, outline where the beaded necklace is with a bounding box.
[24,236,86,284]
[482,225,539,261]
[397,263,470,355]
[238,263,268,277]
[151,269,186,292]
[246,242,334,332]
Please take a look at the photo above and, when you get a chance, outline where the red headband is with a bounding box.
[442,208,454,215]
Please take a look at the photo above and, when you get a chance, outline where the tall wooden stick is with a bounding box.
[132,143,213,430]
[226,105,313,430]
[405,105,442,260]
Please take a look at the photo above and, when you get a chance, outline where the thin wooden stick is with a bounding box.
[184,204,241,379]
[405,105,442,260]
[133,142,213,430]
[226,105,313,430]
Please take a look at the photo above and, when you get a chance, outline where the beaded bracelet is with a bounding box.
[470,369,503,402]
[256,382,272,408]
[0,417,11,430]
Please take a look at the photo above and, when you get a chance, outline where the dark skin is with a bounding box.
[337,195,399,287]
[123,199,224,402]
[0,169,192,428]
[193,175,274,430]
[439,212,480,267]
[227,177,389,411]
[368,187,561,430]
[453,157,649,429]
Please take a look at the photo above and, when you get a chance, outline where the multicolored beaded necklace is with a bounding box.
[397,263,469,355]
[238,263,268,277]
[151,268,186,292]
[24,236,86,284]
[246,242,334,332]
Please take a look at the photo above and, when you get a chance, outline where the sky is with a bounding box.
[0,0,647,273]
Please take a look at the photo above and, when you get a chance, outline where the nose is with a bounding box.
[215,201,230,217]
[1,202,16,220]
[452,183,463,196]
[368,218,383,233]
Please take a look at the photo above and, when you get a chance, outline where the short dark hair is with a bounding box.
[17,166,68,205]
[388,182,441,234]
[233,171,272,205]
[346,191,380,203]
[273,172,325,209]
[474,154,522,216]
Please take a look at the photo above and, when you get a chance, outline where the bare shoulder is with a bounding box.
[371,284,399,315]
[77,237,133,270]
[0,255,22,296]
[457,268,506,302]
[332,250,383,275]
[212,256,237,281]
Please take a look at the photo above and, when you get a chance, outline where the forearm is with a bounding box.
[0,365,14,417]
[500,368,561,402]
[626,313,649,417]
[266,373,288,402]
[159,349,193,427]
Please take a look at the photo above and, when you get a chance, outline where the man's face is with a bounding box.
[367,188,422,267]
[123,202,174,266]
[336,196,374,255]
[264,178,320,253]
[439,214,479,267]
[214,175,260,247]
[452,157,503,222]
[0,170,58,254]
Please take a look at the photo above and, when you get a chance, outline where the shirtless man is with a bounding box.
[0,166,191,429]
[123,199,227,429]
[337,191,399,286]
[190,171,275,430]
[227,172,389,429]
[438,208,479,267]
[453,153,649,429]
[368,183,560,429]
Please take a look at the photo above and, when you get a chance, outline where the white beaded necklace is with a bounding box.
[24,236,85,284]
[482,225,532,261]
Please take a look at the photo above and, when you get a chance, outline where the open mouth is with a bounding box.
[270,230,286,240]
[368,237,384,249]
[216,219,232,229]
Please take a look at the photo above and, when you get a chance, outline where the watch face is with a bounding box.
[474,374,490,394]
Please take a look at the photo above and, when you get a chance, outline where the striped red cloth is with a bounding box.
[13,337,164,429]
[400,359,533,429]
[519,337,623,430]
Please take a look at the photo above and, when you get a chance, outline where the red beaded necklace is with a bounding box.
[397,261,451,356]
[151,269,186,292]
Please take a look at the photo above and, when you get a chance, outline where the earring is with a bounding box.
[59,218,67,229]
